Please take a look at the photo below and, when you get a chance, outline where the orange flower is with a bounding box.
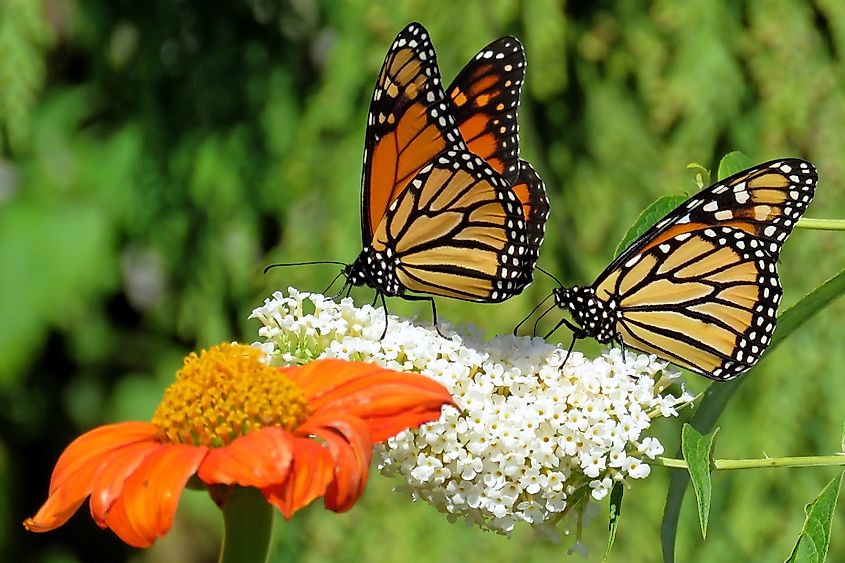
[24,344,453,547]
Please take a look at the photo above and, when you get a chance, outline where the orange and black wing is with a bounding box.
[508,159,550,290]
[369,149,531,302]
[361,22,465,245]
[593,158,817,380]
[447,37,525,184]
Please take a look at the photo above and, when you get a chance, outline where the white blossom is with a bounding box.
[252,288,691,537]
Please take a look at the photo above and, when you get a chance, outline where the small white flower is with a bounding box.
[638,436,665,459]
[253,288,690,537]
[589,476,613,500]
[623,456,652,479]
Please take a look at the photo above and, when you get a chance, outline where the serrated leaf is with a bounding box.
[786,473,843,563]
[661,267,845,562]
[716,151,753,180]
[681,424,719,539]
[613,195,688,258]
[603,482,624,562]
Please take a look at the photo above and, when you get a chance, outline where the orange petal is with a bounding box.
[24,425,161,533]
[50,422,159,493]
[103,444,206,547]
[89,440,165,523]
[198,428,294,488]
[262,436,334,519]
[298,414,372,512]
[284,360,452,441]
[24,479,91,532]
[286,360,452,443]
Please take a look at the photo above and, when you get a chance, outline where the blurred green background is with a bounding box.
[3,0,845,561]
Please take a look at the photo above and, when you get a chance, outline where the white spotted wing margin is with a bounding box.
[591,158,818,381]
[601,158,817,278]
[360,22,466,246]
[370,148,532,302]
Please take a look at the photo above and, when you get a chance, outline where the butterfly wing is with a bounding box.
[508,159,550,289]
[369,149,530,301]
[446,36,525,184]
[592,158,817,380]
[603,159,817,275]
[361,22,465,245]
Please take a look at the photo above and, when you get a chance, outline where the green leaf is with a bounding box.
[686,162,710,189]
[716,151,753,180]
[661,267,845,562]
[681,424,719,539]
[786,473,843,563]
[603,482,624,562]
[0,203,116,385]
[613,195,688,258]
[770,270,845,346]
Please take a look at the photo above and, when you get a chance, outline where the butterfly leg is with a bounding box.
[558,332,580,372]
[322,270,346,296]
[616,336,627,360]
[402,294,445,337]
[614,336,639,380]
[379,292,389,340]
[329,279,352,301]
[544,317,584,340]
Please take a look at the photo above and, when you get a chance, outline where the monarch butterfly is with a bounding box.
[344,22,549,313]
[551,159,817,381]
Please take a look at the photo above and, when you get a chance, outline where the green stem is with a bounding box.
[219,487,274,563]
[796,218,845,231]
[652,454,845,471]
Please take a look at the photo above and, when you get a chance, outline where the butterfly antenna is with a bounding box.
[513,293,552,335]
[536,266,564,287]
[263,260,348,274]
[532,301,557,337]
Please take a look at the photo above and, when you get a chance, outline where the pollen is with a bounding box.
[152,343,310,447]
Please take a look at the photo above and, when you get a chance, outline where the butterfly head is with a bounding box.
[552,286,618,343]
[344,247,402,296]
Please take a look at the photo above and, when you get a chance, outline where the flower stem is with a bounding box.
[219,487,274,563]
[651,454,845,471]
[797,218,845,231]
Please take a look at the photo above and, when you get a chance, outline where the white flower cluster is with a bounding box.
[251,288,692,536]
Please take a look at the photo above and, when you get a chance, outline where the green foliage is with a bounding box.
[0,0,52,151]
[680,425,719,539]
[787,474,843,563]
[661,266,845,561]
[613,195,688,257]
[717,151,754,181]
[2,1,845,562]
[604,482,624,562]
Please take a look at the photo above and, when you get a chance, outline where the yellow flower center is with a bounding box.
[152,343,310,447]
